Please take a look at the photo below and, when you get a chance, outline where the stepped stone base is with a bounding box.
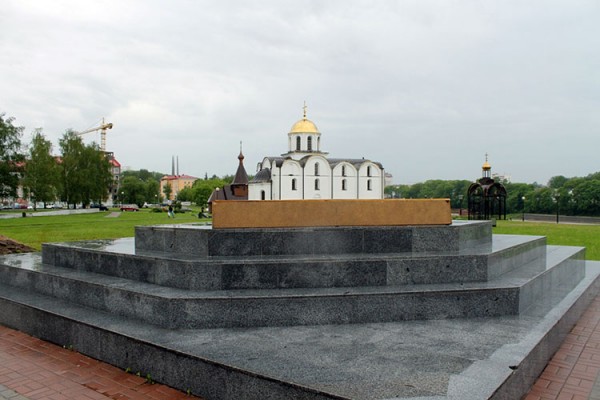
[0,220,598,399]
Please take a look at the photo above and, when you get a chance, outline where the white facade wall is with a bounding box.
[303,156,331,199]
[357,162,384,199]
[279,161,304,199]
[248,158,385,201]
[331,162,358,199]
[248,181,271,200]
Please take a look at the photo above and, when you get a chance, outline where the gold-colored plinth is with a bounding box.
[212,199,451,229]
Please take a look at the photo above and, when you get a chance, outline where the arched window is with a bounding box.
[296,136,301,151]
[341,165,346,177]
[292,178,297,191]
[314,162,320,176]
[342,179,347,191]
[315,179,320,191]
[261,190,266,200]
[367,166,372,177]
[367,179,372,191]
[307,136,313,151]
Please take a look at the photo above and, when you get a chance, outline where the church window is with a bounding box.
[341,165,346,177]
[367,166,372,177]
[261,190,266,200]
[315,179,320,191]
[307,136,313,151]
[314,162,320,176]
[342,179,347,191]
[292,178,297,191]
[296,136,301,151]
[367,179,372,191]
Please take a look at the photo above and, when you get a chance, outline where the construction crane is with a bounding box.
[76,118,113,152]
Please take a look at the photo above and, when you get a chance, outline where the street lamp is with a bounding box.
[553,190,560,224]
[522,196,526,222]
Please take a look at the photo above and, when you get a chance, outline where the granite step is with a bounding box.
[0,244,585,329]
[0,261,599,399]
[40,234,546,290]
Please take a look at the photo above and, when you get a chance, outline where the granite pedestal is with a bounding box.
[0,220,599,399]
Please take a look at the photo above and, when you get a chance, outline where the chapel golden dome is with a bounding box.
[289,102,320,134]
[482,153,491,170]
[289,118,319,134]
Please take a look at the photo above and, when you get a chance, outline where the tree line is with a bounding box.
[386,173,600,217]
[118,171,235,209]
[1,113,112,210]
[4,111,599,215]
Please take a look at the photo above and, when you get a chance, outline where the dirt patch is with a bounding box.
[0,235,35,255]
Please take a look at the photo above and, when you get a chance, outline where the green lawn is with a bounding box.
[0,209,206,250]
[493,220,600,261]
[2,212,599,261]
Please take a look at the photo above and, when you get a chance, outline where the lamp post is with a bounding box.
[553,190,560,224]
[522,196,526,222]
[458,194,464,216]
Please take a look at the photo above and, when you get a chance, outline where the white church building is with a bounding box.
[248,107,385,200]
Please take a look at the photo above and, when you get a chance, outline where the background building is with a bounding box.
[248,107,385,200]
[160,156,198,202]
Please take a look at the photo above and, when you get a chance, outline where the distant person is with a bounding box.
[168,205,175,218]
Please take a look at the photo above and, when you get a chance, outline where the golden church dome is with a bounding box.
[289,118,319,134]
[482,161,491,170]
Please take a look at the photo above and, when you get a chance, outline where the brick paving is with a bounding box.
[524,295,600,400]
[3,295,600,400]
[0,326,202,400]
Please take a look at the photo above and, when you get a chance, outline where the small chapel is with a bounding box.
[467,155,507,220]
[248,105,385,200]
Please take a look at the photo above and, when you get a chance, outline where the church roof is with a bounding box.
[208,185,248,203]
[251,167,271,183]
[328,158,384,169]
[231,150,248,185]
[257,156,384,170]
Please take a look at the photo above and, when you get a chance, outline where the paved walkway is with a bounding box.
[3,295,600,400]
[0,326,201,400]
[524,295,600,400]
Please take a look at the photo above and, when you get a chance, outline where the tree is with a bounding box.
[176,186,193,201]
[548,175,568,189]
[81,143,113,206]
[59,131,86,207]
[120,176,147,207]
[0,113,25,200]
[59,131,112,208]
[121,169,163,182]
[145,179,160,204]
[22,130,61,209]
[191,177,227,209]
[163,182,172,202]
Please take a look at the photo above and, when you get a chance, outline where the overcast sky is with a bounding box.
[1,1,599,185]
